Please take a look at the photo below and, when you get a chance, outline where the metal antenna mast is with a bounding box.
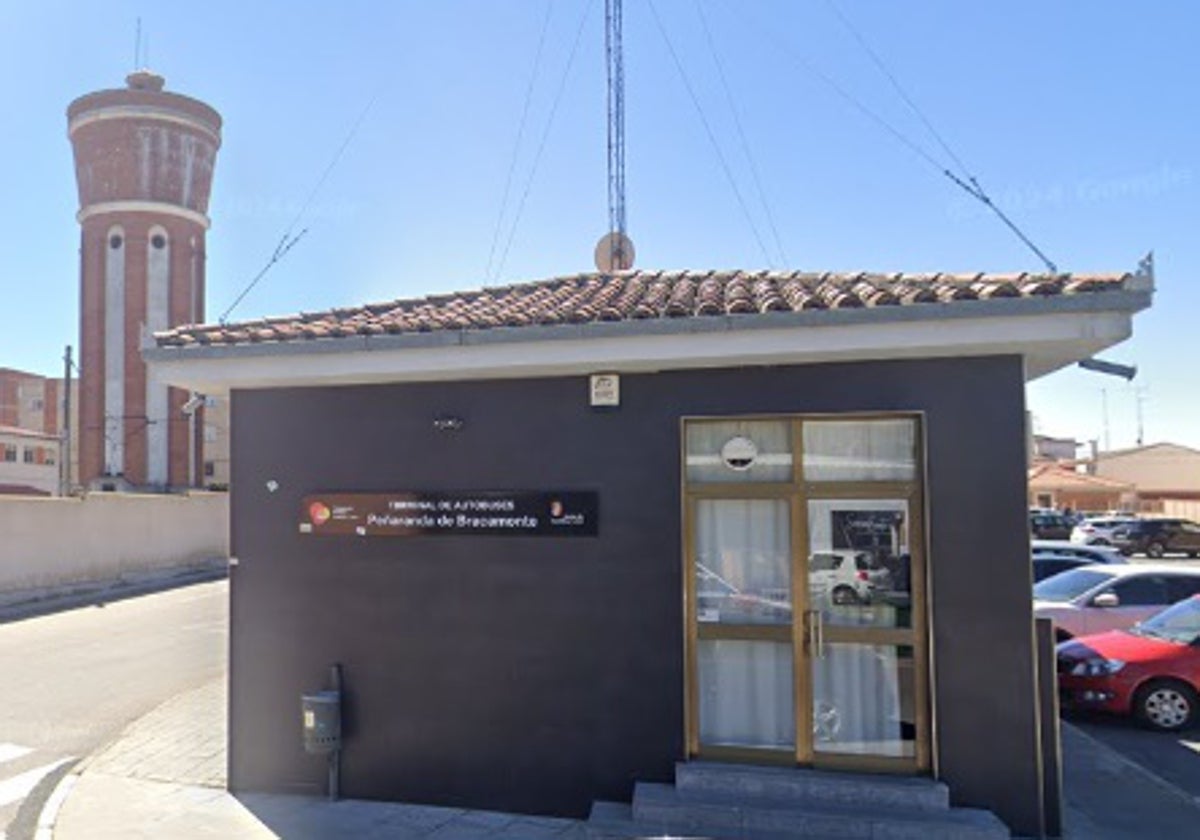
[606,0,625,239]
[597,0,635,272]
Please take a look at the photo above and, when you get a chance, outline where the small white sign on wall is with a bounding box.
[590,373,620,408]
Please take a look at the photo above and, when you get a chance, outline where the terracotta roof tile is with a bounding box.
[155,268,1137,349]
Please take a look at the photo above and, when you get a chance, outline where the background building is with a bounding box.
[0,367,78,494]
[1092,442,1200,515]
[67,69,221,490]
[0,425,61,496]
[1031,433,1078,463]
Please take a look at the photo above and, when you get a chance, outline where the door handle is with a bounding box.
[806,609,825,659]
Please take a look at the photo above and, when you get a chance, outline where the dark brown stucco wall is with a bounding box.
[227,354,1039,834]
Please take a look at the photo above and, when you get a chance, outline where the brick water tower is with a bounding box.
[68,70,221,490]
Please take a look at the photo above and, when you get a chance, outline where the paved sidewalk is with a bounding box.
[42,675,1200,839]
[47,677,586,839]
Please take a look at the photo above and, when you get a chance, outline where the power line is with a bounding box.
[219,91,380,324]
[823,0,1056,273]
[646,0,773,267]
[484,1,554,283]
[727,0,1058,274]
[694,0,787,267]
[825,0,974,185]
[495,0,597,281]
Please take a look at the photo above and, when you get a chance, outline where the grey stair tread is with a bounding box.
[585,814,744,840]
[587,801,633,822]
[633,782,1009,840]
[675,761,950,812]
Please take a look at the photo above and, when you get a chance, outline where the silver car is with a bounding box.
[1034,564,1200,640]
[1070,516,1140,546]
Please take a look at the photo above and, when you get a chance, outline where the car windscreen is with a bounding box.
[1130,596,1200,645]
[1033,568,1115,602]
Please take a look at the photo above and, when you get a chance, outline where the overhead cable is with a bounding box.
[695,0,788,267]
[727,0,1058,274]
[494,0,597,281]
[647,0,774,268]
[219,91,380,324]
[485,1,554,283]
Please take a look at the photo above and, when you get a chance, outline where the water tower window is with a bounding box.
[109,234,123,249]
[151,233,167,250]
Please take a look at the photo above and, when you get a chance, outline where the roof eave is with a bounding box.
[145,289,1151,395]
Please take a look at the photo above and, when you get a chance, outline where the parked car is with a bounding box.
[808,551,892,606]
[1057,594,1200,731]
[1030,511,1073,540]
[1110,518,1200,558]
[1034,555,1107,584]
[1070,516,1140,546]
[1032,540,1126,565]
[1033,564,1200,641]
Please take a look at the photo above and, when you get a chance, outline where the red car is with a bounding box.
[1056,594,1200,731]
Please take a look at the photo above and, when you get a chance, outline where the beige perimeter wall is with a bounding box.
[1162,499,1200,520]
[0,491,228,600]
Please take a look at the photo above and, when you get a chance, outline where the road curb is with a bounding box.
[33,767,78,840]
[0,565,227,625]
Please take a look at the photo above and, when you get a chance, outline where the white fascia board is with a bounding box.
[146,306,1135,396]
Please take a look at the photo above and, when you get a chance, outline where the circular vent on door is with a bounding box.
[720,436,759,471]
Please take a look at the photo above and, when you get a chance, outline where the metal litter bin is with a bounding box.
[301,690,341,755]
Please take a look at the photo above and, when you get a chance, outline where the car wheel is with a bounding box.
[1146,541,1166,559]
[831,586,861,606]
[1134,680,1198,732]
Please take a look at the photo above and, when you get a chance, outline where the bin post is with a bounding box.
[301,662,343,801]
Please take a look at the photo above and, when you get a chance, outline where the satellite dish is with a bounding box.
[594,231,635,273]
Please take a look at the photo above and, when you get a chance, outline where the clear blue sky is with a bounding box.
[1,1,1195,449]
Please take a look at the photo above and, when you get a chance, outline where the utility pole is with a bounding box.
[1133,386,1148,447]
[62,345,72,496]
[1101,389,1110,452]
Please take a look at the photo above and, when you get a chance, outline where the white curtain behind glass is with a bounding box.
[803,419,915,481]
[812,644,909,757]
[698,640,795,749]
[686,420,792,483]
[695,499,789,605]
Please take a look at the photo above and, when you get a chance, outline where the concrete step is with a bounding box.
[587,800,716,840]
[675,761,950,813]
[587,801,633,822]
[631,782,1010,840]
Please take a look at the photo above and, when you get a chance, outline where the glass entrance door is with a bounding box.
[684,415,929,772]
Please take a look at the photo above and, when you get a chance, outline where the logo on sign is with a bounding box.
[309,501,332,526]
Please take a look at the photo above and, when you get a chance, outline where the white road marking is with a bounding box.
[0,744,32,765]
[0,758,73,808]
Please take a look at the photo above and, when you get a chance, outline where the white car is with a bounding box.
[808,551,892,606]
[1033,563,1200,640]
[1070,516,1140,546]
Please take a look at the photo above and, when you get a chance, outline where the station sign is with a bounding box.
[299,490,598,537]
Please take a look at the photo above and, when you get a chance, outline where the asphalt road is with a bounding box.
[1072,714,1200,803]
[0,578,227,837]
